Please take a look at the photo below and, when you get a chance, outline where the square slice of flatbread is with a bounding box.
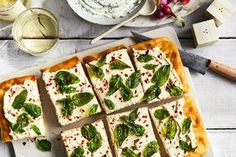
[0,75,46,142]
[83,45,144,114]
[41,56,101,126]
[61,120,112,157]
[149,95,209,157]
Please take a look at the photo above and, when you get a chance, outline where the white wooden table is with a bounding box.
[0,0,236,156]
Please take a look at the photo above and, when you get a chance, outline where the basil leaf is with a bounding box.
[81,123,102,153]
[182,117,192,135]
[129,108,139,121]
[36,139,52,152]
[56,97,74,116]
[162,118,178,140]
[129,122,145,137]
[72,92,94,107]
[23,103,41,118]
[12,89,27,109]
[81,124,97,141]
[58,85,76,94]
[104,98,115,110]
[106,75,122,96]
[71,147,84,157]
[120,84,133,102]
[87,133,102,153]
[167,85,183,96]
[55,71,80,86]
[110,59,131,70]
[137,54,153,63]
[114,124,129,146]
[96,55,106,67]
[142,85,161,102]
[154,109,170,120]
[151,65,170,87]
[179,140,197,152]
[143,141,159,157]
[88,64,104,80]
[125,71,141,89]
[31,125,41,135]
[143,64,158,70]
[88,104,98,116]
[122,147,139,157]
[11,113,30,133]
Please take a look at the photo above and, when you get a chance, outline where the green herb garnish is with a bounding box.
[71,92,94,107]
[96,55,106,67]
[71,147,84,157]
[12,89,27,109]
[182,117,192,135]
[167,85,183,96]
[31,125,41,135]
[151,65,170,87]
[110,59,131,70]
[137,54,153,63]
[142,85,161,103]
[23,103,41,118]
[179,140,197,152]
[88,104,98,116]
[36,139,52,152]
[143,141,159,157]
[104,98,115,110]
[55,71,80,86]
[125,71,141,89]
[106,75,122,96]
[114,124,129,147]
[120,83,133,102]
[122,147,139,157]
[143,64,158,70]
[154,109,170,120]
[162,118,178,140]
[81,123,102,153]
[88,64,104,80]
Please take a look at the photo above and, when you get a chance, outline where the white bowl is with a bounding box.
[66,0,146,25]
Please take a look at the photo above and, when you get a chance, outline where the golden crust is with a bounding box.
[130,37,190,94]
[0,75,36,143]
[183,95,209,157]
[83,45,126,63]
[40,56,80,73]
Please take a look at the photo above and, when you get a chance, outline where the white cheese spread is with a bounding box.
[150,99,197,157]
[42,62,101,126]
[107,108,161,157]
[3,80,46,140]
[86,48,143,113]
[61,120,112,157]
[132,47,183,103]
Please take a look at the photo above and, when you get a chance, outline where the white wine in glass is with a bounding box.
[0,0,28,21]
[12,8,59,56]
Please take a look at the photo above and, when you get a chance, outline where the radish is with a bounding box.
[154,10,165,19]
[162,5,176,17]
[161,0,169,6]
[169,0,179,3]
[162,5,185,27]
[180,0,190,5]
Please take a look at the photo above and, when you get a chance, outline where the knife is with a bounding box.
[131,31,236,81]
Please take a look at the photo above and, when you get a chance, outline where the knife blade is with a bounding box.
[131,31,236,81]
[131,31,209,75]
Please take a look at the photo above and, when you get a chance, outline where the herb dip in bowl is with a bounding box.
[67,0,145,25]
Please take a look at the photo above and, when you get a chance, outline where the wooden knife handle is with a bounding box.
[208,60,236,81]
